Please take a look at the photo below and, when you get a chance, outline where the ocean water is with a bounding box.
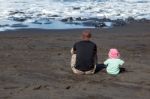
[0,0,150,31]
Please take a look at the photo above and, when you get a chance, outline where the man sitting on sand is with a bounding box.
[71,30,97,74]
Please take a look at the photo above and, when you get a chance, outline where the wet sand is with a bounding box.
[0,21,150,99]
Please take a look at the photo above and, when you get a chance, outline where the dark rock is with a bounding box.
[125,17,135,23]
[50,15,60,17]
[76,17,111,22]
[75,17,82,21]
[14,17,27,22]
[61,19,68,22]
[0,24,9,27]
[33,20,42,24]
[95,22,106,27]
[112,19,126,26]
[82,18,111,23]
[8,16,28,22]
[11,24,28,27]
[9,11,25,15]
[73,7,80,10]
[37,14,43,17]
[61,17,73,22]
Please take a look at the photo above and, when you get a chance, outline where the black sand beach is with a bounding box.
[0,21,150,99]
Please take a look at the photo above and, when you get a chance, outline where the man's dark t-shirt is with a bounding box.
[73,40,97,71]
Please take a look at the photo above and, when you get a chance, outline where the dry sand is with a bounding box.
[0,21,150,99]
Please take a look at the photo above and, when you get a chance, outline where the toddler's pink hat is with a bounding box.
[108,48,120,58]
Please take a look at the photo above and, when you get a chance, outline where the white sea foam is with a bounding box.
[0,0,150,31]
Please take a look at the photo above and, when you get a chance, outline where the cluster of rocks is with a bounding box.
[60,16,150,28]
[1,10,149,29]
[60,17,126,28]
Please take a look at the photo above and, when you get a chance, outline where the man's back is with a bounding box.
[73,40,97,71]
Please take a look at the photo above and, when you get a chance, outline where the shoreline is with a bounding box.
[0,21,150,99]
[0,20,149,33]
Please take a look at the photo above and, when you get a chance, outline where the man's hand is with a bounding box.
[71,48,76,54]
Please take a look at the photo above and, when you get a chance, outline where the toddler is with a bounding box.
[104,48,124,75]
